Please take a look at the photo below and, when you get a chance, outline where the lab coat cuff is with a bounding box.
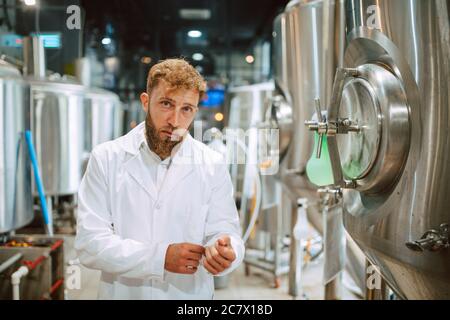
[153,241,171,280]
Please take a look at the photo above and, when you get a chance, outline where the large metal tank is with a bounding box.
[83,88,123,172]
[307,0,450,299]
[29,79,86,196]
[272,0,368,297]
[282,0,345,173]
[29,78,123,196]
[0,61,33,233]
[270,13,294,161]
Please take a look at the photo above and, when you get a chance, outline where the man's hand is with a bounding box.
[165,243,205,274]
[203,236,236,275]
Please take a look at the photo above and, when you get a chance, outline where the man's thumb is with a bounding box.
[218,236,230,246]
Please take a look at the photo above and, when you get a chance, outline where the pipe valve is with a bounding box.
[406,223,449,252]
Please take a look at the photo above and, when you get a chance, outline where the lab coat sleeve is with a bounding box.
[74,149,170,280]
[204,163,245,276]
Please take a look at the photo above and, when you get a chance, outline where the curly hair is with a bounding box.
[146,58,206,100]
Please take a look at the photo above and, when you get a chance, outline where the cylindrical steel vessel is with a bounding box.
[84,88,122,149]
[270,13,294,161]
[0,61,33,233]
[283,0,344,173]
[29,79,86,196]
[82,88,123,173]
[326,0,450,299]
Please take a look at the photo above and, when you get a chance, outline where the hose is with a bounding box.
[24,130,53,236]
[232,138,262,244]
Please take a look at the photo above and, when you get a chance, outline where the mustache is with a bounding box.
[160,127,188,141]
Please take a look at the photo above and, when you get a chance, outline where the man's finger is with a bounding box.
[216,244,236,261]
[205,247,224,272]
[184,243,205,254]
[183,258,200,268]
[203,259,219,275]
[184,251,203,261]
[217,236,231,247]
[209,246,231,268]
[183,265,197,274]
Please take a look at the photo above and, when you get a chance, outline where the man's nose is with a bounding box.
[167,109,180,128]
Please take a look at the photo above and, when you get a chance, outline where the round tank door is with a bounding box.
[337,63,410,195]
[305,63,411,212]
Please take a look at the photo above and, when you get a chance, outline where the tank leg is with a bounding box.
[245,263,251,276]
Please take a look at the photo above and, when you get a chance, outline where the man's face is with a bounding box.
[140,79,199,159]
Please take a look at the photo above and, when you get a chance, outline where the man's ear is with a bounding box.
[140,92,149,113]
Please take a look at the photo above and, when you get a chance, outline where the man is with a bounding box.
[75,59,244,299]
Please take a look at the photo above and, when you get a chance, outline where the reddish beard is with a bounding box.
[144,112,181,160]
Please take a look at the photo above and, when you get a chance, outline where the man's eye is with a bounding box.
[161,101,171,107]
[182,107,193,113]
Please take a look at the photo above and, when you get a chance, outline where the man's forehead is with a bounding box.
[152,81,199,102]
[154,79,198,95]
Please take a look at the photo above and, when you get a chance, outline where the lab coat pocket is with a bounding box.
[185,204,209,245]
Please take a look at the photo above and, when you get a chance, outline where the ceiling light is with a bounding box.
[192,53,204,61]
[24,0,36,5]
[245,55,255,64]
[101,37,111,45]
[214,112,224,122]
[179,9,211,20]
[188,30,202,38]
[141,56,152,64]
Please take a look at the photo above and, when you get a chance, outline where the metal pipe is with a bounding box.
[0,253,22,274]
[11,239,63,300]
[41,278,64,300]
[22,239,63,270]
[22,36,46,78]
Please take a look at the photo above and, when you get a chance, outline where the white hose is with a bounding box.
[232,138,263,244]
[242,165,262,243]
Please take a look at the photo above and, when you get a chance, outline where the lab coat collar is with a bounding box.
[122,122,195,200]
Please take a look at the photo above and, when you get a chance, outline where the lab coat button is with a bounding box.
[155,203,161,210]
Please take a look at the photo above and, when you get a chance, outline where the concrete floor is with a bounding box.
[63,235,359,300]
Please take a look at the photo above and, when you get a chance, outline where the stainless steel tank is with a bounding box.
[273,0,368,298]
[282,0,345,173]
[29,79,86,196]
[0,60,33,233]
[83,88,122,171]
[30,78,123,196]
[270,13,294,161]
[306,0,450,299]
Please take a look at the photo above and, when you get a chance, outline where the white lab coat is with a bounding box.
[74,122,244,299]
